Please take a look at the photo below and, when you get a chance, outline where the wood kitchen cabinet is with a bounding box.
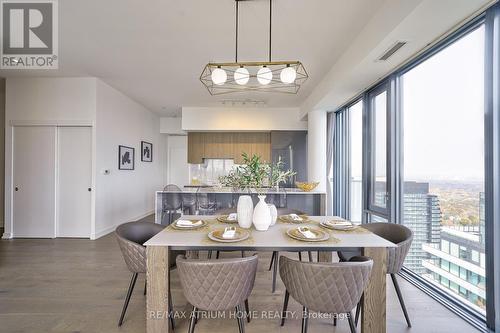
[187,132,271,164]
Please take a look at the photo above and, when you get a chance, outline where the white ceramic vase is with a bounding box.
[268,203,277,226]
[253,195,272,231]
[237,195,254,229]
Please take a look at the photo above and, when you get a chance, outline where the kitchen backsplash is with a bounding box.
[189,159,238,186]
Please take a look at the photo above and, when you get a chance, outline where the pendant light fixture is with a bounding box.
[200,0,308,95]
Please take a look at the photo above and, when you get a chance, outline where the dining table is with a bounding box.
[144,215,396,333]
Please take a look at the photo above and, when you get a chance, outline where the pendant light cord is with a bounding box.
[235,0,239,63]
[235,0,272,63]
[269,0,272,62]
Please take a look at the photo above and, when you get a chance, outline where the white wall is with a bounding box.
[166,135,189,186]
[94,80,164,238]
[182,107,307,131]
[307,110,327,193]
[5,78,96,124]
[3,77,164,239]
[160,117,184,134]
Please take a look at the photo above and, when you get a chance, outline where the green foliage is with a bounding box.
[269,156,297,187]
[218,152,296,189]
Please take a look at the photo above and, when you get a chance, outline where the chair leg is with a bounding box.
[281,289,289,326]
[348,311,356,333]
[241,251,245,257]
[207,250,212,259]
[301,307,309,333]
[244,299,251,323]
[169,293,175,330]
[272,251,278,293]
[391,273,412,327]
[143,279,146,296]
[355,300,361,326]
[268,251,276,271]
[216,251,220,259]
[188,306,197,333]
[298,252,302,261]
[236,304,245,333]
[308,251,313,262]
[118,272,138,326]
[333,316,337,326]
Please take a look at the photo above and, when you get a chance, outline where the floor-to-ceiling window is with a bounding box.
[349,100,363,223]
[401,24,486,314]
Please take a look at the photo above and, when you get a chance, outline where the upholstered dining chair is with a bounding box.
[268,208,313,293]
[115,221,183,328]
[338,222,413,327]
[177,255,259,333]
[279,255,373,333]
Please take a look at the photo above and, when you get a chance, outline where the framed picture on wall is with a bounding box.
[141,141,153,162]
[118,145,135,170]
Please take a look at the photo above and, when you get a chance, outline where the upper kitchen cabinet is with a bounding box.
[187,132,205,164]
[187,132,271,164]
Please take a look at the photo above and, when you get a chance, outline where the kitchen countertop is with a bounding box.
[156,187,326,194]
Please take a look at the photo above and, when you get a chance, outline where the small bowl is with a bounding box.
[295,181,319,192]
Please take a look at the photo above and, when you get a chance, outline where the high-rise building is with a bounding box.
[402,181,442,274]
[421,192,486,313]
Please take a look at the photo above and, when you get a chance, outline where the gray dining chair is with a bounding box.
[279,255,373,333]
[176,255,258,333]
[162,184,183,225]
[182,192,197,215]
[115,221,183,328]
[338,222,413,327]
[268,208,313,293]
[196,192,217,215]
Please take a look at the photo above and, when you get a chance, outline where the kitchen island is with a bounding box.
[155,187,326,224]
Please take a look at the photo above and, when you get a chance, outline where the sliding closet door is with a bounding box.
[13,126,56,238]
[57,127,92,238]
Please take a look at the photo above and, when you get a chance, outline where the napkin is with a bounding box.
[176,219,202,227]
[222,227,236,239]
[289,213,303,221]
[326,220,352,226]
[227,213,238,221]
[297,227,316,239]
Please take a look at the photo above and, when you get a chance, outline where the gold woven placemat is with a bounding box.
[309,220,372,234]
[282,229,341,244]
[164,219,218,233]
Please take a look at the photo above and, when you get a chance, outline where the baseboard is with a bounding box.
[91,210,154,240]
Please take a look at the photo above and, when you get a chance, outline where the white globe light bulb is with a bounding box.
[211,67,227,85]
[280,66,297,84]
[257,66,272,85]
[234,67,250,85]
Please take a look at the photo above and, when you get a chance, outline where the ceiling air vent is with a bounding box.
[377,41,407,61]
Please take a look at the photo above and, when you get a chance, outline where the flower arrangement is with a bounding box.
[218,153,296,190]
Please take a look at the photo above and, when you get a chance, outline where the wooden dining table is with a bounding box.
[144,215,396,333]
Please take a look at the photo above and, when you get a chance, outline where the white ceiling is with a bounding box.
[0,0,386,116]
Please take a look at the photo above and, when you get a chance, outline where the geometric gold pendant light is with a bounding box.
[200,0,308,95]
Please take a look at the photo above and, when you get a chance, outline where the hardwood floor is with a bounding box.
[0,216,480,333]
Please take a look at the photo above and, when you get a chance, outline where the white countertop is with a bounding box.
[156,187,326,195]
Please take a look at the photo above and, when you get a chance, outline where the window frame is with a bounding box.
[332,12,492,332]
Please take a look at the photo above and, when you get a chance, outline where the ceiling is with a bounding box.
[0,0,386,116]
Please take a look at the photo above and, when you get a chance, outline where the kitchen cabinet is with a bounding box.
[187,132,271,163]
